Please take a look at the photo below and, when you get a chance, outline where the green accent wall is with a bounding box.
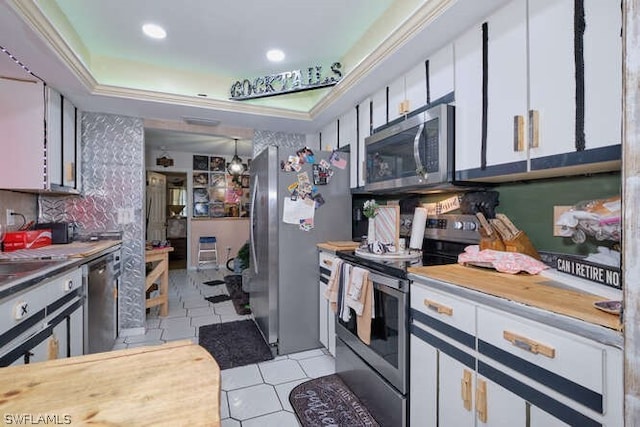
[493,173,621,255]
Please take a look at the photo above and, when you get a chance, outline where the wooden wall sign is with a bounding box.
[229,62,342,100]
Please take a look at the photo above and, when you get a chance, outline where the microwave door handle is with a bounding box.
[413,123,425,176]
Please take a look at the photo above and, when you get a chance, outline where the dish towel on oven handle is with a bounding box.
[345,266,374,345]
[324,258,343,313]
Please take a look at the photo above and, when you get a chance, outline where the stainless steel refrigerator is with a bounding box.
[249,144,351,355]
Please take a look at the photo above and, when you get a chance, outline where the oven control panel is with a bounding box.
[424,214,481,244]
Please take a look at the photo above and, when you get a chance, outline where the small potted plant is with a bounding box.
[363,199,379,244]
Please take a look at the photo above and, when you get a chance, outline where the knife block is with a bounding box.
[479,234,506,252]
[503,231,541,260]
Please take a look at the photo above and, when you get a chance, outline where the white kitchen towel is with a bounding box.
[345,266,369,315]
[324,258,343,314]
[340,263,352,322]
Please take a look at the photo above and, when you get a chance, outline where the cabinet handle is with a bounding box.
[503,330,556,358]
[423,299,453,316]
[476,379,487,423]
[48,334,59,360]
[361,160,366,182]
[528,110,539,148]
[461,369,472,411]
[322,259,333,267]
[513,115,525,152]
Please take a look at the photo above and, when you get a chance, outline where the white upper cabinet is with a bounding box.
[485,0,528,168]
[320,120,338,153]
[338,107,357,150]
[454,24,485,173]
[583,0,622,151]
[353,99,371,188]
[371,87,388,130]
[427,44,455,103]
[454,0,621,182]
[0,78,46,190]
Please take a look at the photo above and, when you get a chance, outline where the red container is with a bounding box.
[2,229,52,251]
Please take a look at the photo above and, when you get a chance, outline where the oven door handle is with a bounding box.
[368,270,407,293]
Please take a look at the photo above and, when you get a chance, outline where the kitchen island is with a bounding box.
[0,341,221,426]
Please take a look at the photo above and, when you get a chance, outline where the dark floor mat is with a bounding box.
[203,279,226,286]
[224,275,251,315]
[289,374,380,427]
[198,320,274,370]
[205,294,231,304]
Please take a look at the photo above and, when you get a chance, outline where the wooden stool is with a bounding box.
[145,247,173,316]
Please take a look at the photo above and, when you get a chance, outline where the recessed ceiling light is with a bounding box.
[266,49,285,62]
[142,23,166,39]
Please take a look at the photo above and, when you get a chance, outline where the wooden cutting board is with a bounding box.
[318,241,360,252]
[409,264,622,331]
[326,241,360,248]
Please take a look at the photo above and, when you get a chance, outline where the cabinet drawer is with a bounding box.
[411,282,475,337]
[477,306,604,402]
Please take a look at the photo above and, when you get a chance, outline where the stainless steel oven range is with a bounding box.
[335,213,481,427]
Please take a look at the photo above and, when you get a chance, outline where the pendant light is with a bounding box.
[227,139,246,176]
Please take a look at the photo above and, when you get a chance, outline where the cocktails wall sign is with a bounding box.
[229,62,342,101]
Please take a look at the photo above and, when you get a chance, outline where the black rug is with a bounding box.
[198,320,274,369]
[289,374,380,427]
[205,294,231,304]
[203,279,226,286]
[224,275,252,315]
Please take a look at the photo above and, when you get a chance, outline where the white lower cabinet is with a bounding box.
[318,250,337,356]
[410,280,622,426]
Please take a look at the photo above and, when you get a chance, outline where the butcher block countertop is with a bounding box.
[0,240,121,260]
[409,264,622,332]
[0,341,221,426]
[317,241,360,252]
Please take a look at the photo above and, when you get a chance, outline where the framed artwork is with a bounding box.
[210,173,226,187]
[375,205,400,248]
[225,187,242,204]
[193,155,209,171]
[208,187,226,203]
[193,188,209,203]
[193,202,209,217]
[210,202,225,218]
[193,172,209,187]
[224,203,240,217]
[241,174,250,188]
[209,156,226,172]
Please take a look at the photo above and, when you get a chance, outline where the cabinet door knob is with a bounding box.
[503,330,556,358]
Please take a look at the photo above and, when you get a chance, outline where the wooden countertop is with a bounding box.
[0,341,221,426]
[0,240,121,260]
[317,241,360,252]
[409,264,622,331]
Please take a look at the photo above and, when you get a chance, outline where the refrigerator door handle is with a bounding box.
[249,176,259,274]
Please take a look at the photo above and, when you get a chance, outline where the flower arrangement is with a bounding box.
[363,199,379,219]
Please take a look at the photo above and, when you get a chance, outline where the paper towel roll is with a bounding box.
[409,208,428,250]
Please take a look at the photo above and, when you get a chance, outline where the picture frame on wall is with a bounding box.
[193,188,209,203]
[209,156,226,172]
[241,175,250,188]
[208,187,226,203]
[193,155,209,171]
[210,202,225,218]
[193,202,209,217]
[193,172,209,187]
[210,173,226,187]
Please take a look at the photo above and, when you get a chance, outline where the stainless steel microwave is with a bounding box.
[364,103,454,192]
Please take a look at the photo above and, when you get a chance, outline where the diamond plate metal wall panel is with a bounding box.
[253,130,308,156]
[40,113,146,331]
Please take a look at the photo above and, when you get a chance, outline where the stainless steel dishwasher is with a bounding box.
[83,249,121,354]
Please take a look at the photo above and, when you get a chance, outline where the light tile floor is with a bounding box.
[113,268,335,426]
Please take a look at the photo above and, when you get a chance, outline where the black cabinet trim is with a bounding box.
[411,308,475,349]
[478,338,603,413]
[530,144,621,170]
[410,323,475,369]
[0,308,46,346]
[479,361,601,427]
